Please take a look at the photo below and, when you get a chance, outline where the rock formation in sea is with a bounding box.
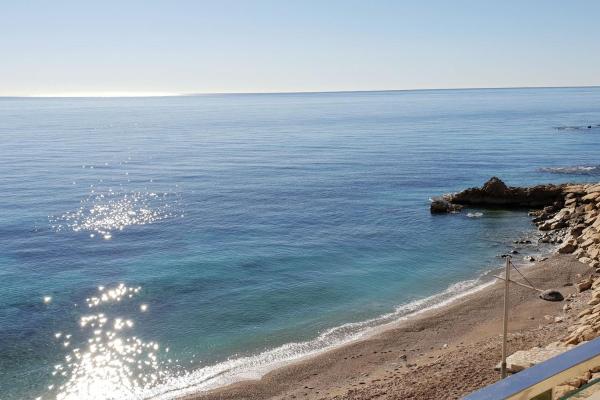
[431,177,565,211]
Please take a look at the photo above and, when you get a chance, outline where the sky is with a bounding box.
[1,0,599,96]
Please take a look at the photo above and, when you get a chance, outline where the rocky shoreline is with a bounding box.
[529,180,600,397]
[432,177,600,397]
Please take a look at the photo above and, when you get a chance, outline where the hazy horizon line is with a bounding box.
[2,84,600,99]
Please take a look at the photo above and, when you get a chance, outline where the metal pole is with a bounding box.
[501,257,511,378]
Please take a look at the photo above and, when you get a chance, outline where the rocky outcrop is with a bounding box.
[447,177,565,208]
[430,177,567,214]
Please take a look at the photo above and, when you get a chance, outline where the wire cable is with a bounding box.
[509,259,538,290]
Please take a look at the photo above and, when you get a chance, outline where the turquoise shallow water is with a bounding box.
[1,88,600,399]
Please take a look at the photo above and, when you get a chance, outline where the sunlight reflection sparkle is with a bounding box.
[43,284,172,400]
[50,189,181,239]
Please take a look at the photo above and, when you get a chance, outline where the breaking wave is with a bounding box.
[539,165,600,175]
[143,275,496,400]
[467,212,484,218]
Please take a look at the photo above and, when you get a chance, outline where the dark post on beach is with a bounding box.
[501,257,511,378]
[496,257,564,379]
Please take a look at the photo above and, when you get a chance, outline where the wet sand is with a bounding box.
[184,254,591,400]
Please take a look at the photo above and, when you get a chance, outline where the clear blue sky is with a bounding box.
[1,0,599,96]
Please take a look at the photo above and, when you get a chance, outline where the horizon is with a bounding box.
[4,84,600,99]
[2,1,600,96]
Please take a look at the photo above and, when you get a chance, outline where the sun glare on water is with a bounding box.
[39,284,173,400]
[50,188,182,240]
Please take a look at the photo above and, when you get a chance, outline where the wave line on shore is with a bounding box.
[143,274,496,400]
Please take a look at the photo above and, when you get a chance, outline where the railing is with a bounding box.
[463,337,600,400]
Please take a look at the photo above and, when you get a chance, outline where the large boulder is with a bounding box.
[558,241,577,254]
[499,344,570,372]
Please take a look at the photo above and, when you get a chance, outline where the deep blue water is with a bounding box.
[1,88,600,399]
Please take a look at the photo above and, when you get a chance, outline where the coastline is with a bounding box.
[152,267,501,400]
[165,179,600,400]
[178,253,590,400]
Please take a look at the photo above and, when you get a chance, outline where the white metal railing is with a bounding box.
[463,337,600,399]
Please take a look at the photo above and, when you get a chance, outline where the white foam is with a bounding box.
[539,165,600,175]
[142,274,496,400]
[467,212,484,218]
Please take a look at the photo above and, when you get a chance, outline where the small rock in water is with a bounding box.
[515,239,533,244]
[430,199,463,214]
[539,289,564,302]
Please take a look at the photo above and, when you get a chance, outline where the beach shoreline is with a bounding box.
[180,253,590,400]
[172,179,600,400]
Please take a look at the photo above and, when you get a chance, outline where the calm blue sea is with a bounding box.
[1,88,600,399]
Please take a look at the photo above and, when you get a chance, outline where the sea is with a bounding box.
[1,87,600,399]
